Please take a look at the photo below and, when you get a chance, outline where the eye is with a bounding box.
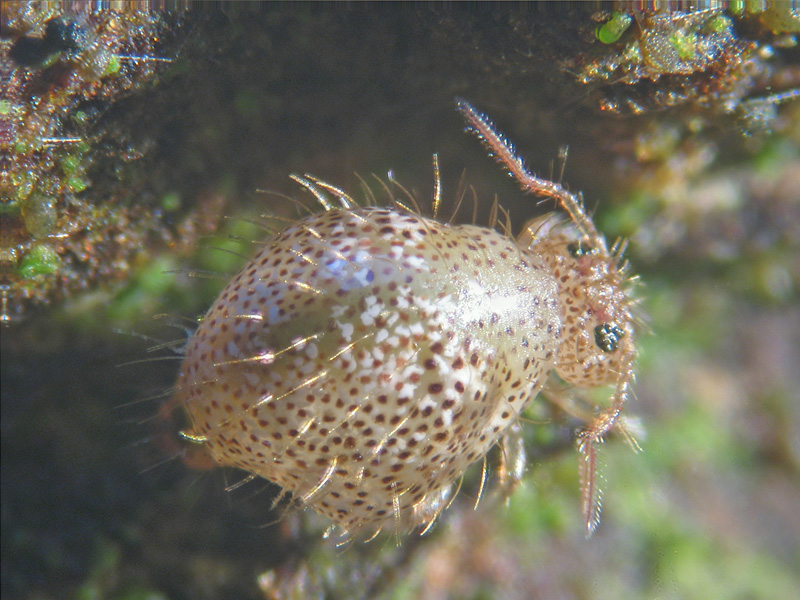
[594,323,625,353]
[567,240,596,258]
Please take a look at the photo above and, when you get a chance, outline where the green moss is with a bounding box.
[729,1,745,16]
[595,11,632,44]
[103,53,122,76]
[599,192,656,238]
[160,191,181,212]
[67,175,90,193]
[61,154,82,174]
[106,256,180,323]
[74,538,168,600]
[194,214,264,277]
[703,14,732,34]
[19,244,61,278]
[76,140,92,154]
[71,110,91,127]
[38,50,63,70]
[0,197,22,214]
[503,457,574,537]
[669,30,699,61]
[651,529,800,599]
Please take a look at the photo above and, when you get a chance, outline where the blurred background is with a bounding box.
[2,3,799,599]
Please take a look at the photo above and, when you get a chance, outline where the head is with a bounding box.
[519,214,635,389]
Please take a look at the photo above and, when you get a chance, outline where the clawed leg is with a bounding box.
[576,351,639,536]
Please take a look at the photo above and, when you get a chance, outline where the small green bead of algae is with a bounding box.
[61,154,82,174]
[68,176,89,193]
[703,14,732,34]
[596,11,632,44]
[669,30,699,61]
[19,244,61,278]
[103,54,121,76]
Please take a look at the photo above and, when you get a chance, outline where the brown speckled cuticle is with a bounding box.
[176,101,639,540]
[178,206,561,536]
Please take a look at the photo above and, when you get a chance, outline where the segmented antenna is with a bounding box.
[455,98,604,249]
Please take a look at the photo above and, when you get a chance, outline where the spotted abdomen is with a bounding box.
[177,206,562,535]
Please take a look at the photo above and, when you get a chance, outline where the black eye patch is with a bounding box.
[595,323,625,353]
[567,240,596,258]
